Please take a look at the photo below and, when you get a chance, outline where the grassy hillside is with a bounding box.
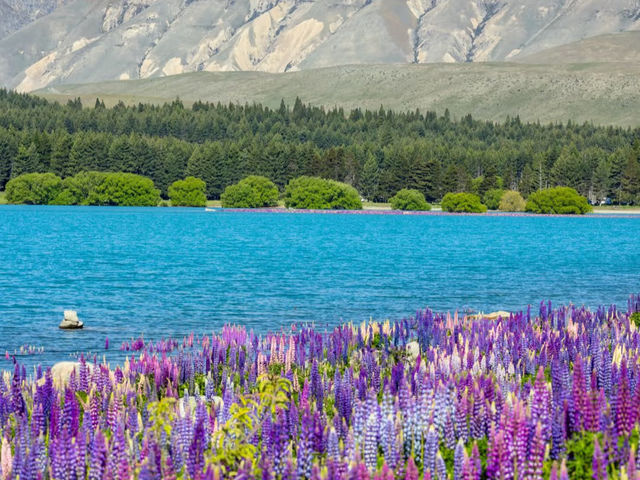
[36,62,640,126]
[516,32,640,65]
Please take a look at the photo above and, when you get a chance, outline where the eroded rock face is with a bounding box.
[0,0,69,40]
[1,0,640,91]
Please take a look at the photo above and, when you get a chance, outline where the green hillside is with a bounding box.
[516,32,640,65]
[36,61,640,126]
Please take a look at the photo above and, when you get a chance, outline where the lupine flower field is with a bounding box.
[2,297,640,480]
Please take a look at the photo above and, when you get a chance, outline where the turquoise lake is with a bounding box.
[1,205,639,368]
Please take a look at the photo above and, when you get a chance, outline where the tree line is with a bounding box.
[1,89,640,204]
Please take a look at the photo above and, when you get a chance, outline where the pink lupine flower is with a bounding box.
[1,437,12,480]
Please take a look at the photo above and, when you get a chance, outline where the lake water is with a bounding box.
[1,205,639,368]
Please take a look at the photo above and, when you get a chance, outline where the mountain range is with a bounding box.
[1,0,640,92]
[0,0,67,40]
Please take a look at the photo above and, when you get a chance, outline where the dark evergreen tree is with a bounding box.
[620,153,640,204]
[49,132,74,177]
[359,154,379,201]
[0,129,17,190]
[186,142,226,199]
[11,143,40,178]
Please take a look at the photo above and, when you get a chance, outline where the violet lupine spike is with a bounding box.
[435,451,448,480]
[614,360,634,438]
[468,443,481,480]
[423,425,438,476]
[523,422,545,480]
[627,448,637,480]
[405,457,419,480]
[592,438,608,480]
[88,430,107,480]
[363,414,377,472]
[297,409,314,479]
[453,439,465,480]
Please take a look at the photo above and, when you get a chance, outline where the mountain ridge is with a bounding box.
[0,0,68,40]
[2,0,640,91]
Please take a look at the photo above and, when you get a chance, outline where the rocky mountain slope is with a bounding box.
[0,0,67,40]
[1,0,640,92]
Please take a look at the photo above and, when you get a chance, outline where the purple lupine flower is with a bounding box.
[467,443,481,480]
[282,459,298,480]
[11,364,26,417]
[559,459,569,480]
[327,428,340,462]
[405,457,419,480]
[236,459,255,480]
[627,448,637,480]
[380,416,397,470]
[435,451,447,480]
[455,393,469,443]
[444,414,455,450]
[349,462,370,480]
[614,360,634,438]
[453,439,464,480]
[363,414,378,472]
[423,425,438,476]
[297,410,313,479]
[523,422,545,480]
[531,367,551,440]
[470,392,485,440]
[571,356,587,433]
[88,430,107,480]
[310,360,323,412]
[592,438,607,480]
[187,414,206,478]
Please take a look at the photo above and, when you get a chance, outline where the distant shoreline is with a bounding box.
[215,207,640,218]
[3,199,639,217]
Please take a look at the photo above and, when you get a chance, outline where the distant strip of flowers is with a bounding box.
[219,207,639,219]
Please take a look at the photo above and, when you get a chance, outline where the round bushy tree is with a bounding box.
[221,176,279,208]
[90,173,160,207]
[389,189,431,211]
[483,189,505,210]
[284,176,362,210]
[6,173,63,205]
[169,176,207,207]
[49,189,77,206]
[441,192,487,213]
[498,190,526,212]
[525,187,592,215]
[50,171,109,205]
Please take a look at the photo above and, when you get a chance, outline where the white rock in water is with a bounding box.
[59,310,83,329]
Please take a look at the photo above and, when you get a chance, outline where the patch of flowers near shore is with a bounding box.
[2,297,640,479]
